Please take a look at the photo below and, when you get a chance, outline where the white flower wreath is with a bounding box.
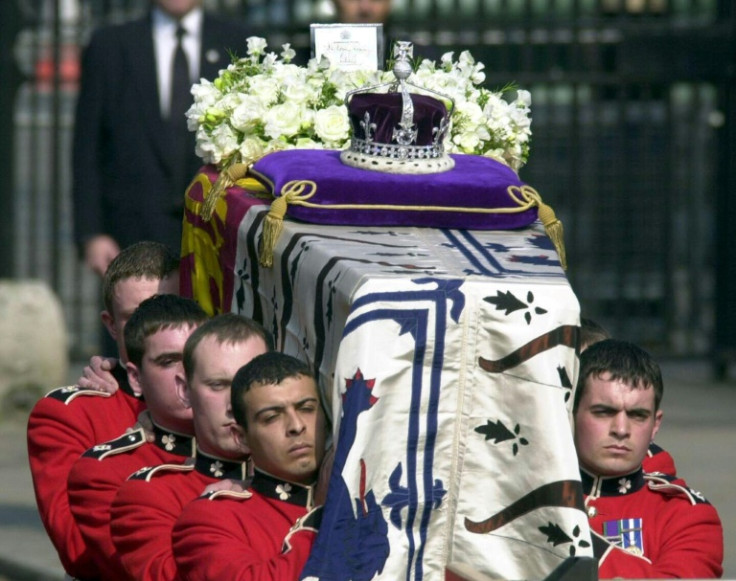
[187,37,532,172]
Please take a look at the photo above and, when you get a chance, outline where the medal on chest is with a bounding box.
[603,518,644,556]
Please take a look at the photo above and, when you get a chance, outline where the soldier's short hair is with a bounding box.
[580,317,611,352]
[574,339,664,414]
[183,313,273,382]
[102,241,179,312]
[124,294,208,368]
[231,352,315,429]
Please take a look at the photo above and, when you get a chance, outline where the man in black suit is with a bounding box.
[73,0,249,276]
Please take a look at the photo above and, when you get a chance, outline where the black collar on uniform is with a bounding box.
[250,469,315,508]
[194,448,247,480]
[151,421,195,457]
[580,467,646,498]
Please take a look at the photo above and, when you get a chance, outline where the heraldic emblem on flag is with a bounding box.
[299,274,591,580]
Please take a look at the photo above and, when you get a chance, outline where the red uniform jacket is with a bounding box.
[67,423,195,581]
[110,451,247,581]
[26,367,144,579]
[582,468,723,578]
[172,469,322,581]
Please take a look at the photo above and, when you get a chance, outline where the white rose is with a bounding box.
[313,105,349,145]
[455,100,484,128]
[264,102,303,139]
[282,78,318,105]
[230,96,266,132]
[238,137,265,165]
[248,75,280,106]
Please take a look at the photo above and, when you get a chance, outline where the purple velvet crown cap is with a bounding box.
[348,92,449,146]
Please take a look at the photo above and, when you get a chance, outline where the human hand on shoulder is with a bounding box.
[77,355,119,394]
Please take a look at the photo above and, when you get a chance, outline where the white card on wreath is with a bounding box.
[310,23,384,71]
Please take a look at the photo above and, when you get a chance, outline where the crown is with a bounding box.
[340,42,455,174]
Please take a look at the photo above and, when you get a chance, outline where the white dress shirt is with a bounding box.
[152,7,203,119]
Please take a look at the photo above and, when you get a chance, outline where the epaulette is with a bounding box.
[128,463,194,482]
[645,473,711,505]
[82,427,145,461]
[199,489,253,501]
[45,385,112,405]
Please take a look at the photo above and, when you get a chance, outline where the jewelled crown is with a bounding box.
[340,42,455,174]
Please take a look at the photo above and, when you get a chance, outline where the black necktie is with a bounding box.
[169,25,193,209]
[170,25,191,125]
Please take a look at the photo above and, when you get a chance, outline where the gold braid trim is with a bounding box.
[507,185,567,270]
[201,162,250,220]
[258,180,317,267]
[257,180,566,270]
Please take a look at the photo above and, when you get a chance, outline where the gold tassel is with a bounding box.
[258,196,288,267]
[536,200,567,271]
[508,185,567,270]
[258,180,318,267]
[201,162,249,221]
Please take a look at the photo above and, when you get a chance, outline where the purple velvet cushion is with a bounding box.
[249,150,538,230]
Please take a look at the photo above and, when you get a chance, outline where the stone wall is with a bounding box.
[0,280,68,412]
